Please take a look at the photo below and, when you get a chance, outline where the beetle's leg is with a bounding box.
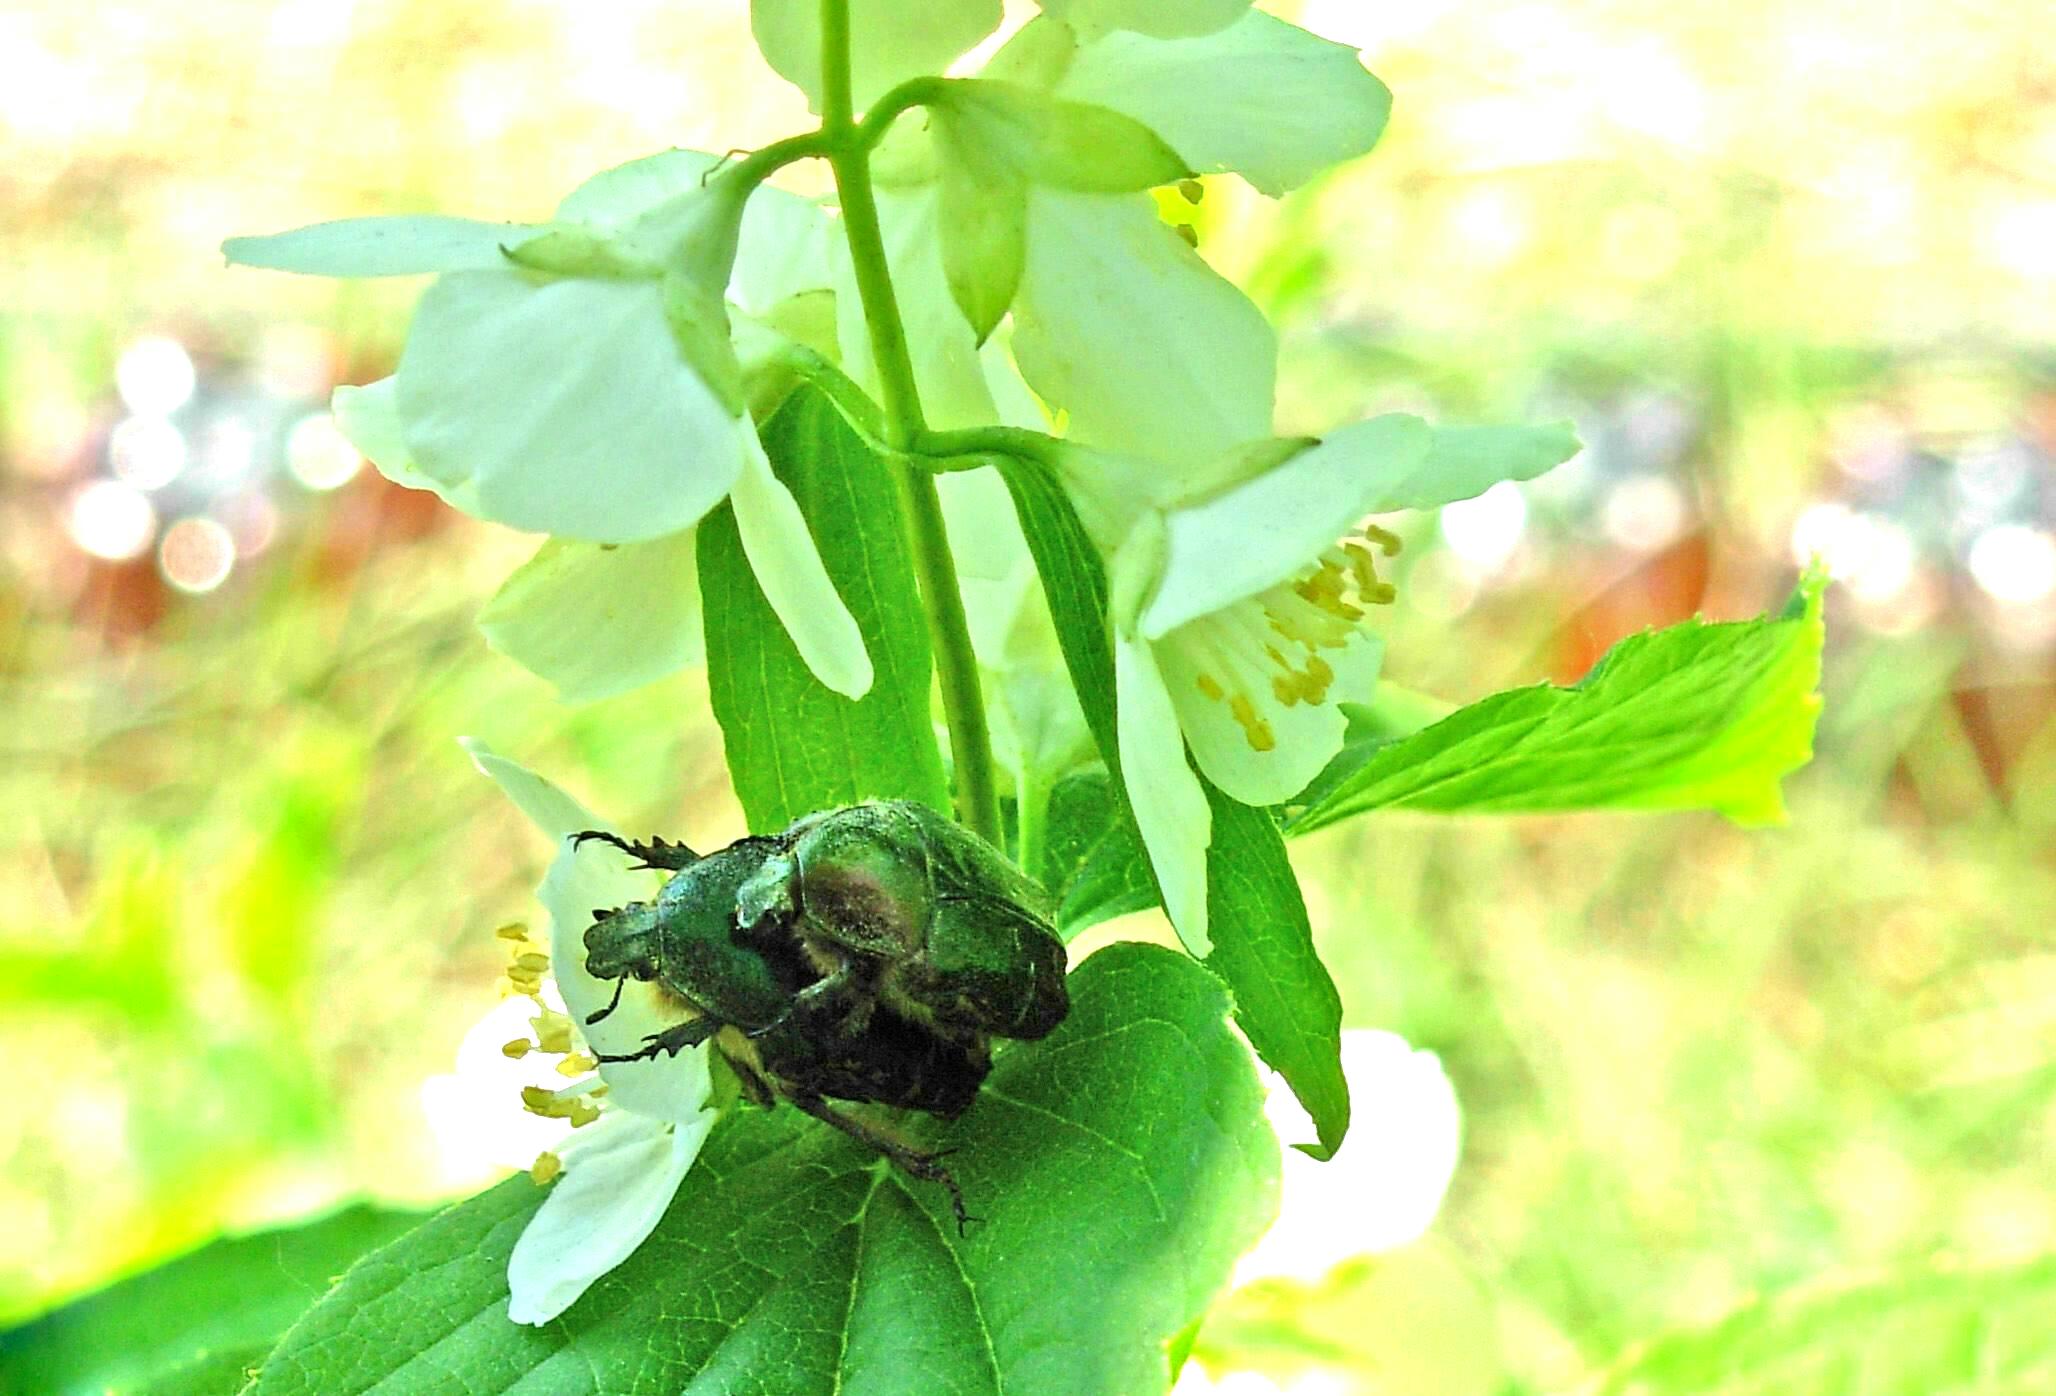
[787,1092,975,1235]
[593,1016,720,1064]
[585,975,627,1025]
[570,830,701,871]
[747,960,875,1044]
[717,1049,780,1110]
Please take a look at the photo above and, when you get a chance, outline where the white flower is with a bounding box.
[1067,419,1579,952]
[459,738,722,1326]
[225,151,869,703]
[1234,1029,1462,1286]
[838,7,1390,461]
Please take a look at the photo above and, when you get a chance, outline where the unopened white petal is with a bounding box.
[1141,415,1430,639]
[331,379,483,515]
[224,216,529,277]
[1013,191,1274,461]
[752,0,1001,112]
[478,534,705,703]
[1061,12,1390,197]
[1115,634,1211,954]
[1040,0,1248,40]
[506,1107,715,1325]
[729,430,873,699]
[395,270,744,543]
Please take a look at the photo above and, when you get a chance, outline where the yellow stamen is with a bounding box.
[1228,694,1276,752]
[530,1151,563,1185]
[532,1009,574,1055]
[568,1100,601,1128]
[557,1052,599,1076]
[494,922,530,942]
[501,1038,533,1059]
[520,1085,571,1119]
[512,952,549,974]
[1185,521,1402,751]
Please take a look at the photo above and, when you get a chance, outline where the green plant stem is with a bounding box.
[819,0,1003,847]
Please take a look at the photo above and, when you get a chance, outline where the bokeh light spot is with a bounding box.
[1602,474,1689,551]
[115,336,197,417]
[285,411,364,491]
[107,415,189,490]
[157,517,236,593]
[67,480,158,561]
[1968,525,2056,606]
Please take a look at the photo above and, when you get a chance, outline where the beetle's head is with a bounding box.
[582,901,664,983]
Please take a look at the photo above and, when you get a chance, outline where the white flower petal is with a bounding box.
[463,742,709,1121]
[223,215,529,277]
[833,185,1000,431]
[1159,624,1381,805]
[1013,190,1274,460]
[1140,414,1430,639]
[454,149,827,312]
[938,467,1029,587]
[536,845,713,1121]
[751,0,1002,112]
[729,188,834,318]
[1392,422,1584,513]
[1040,0,1248,40]
[462,738,609,842]
[330,379,483,515]
[478,533,705,703]
[729,430,874,700]
[506,1105,715,1325]
[556,150,720,227]
[1115,634,1211,955]
[394,270,744,543]
[1060,12,1391,197]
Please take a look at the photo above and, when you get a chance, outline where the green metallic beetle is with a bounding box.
[573,800,1068,1226]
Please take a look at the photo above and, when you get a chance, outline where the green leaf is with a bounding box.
[245,944,1279,1395]
[1591,1258,2056,1395]
[1037,769,1157,937]
[0,1204,426,1396]
[1290,567,1829,835]
[996,460,1120,763]
[701,385,950,831]
[998,460,1348,1158]
[1201,789,1347,1160]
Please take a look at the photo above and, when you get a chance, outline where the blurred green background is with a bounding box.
[2,1,2051,1392]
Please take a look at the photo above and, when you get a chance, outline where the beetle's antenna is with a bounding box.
[586,976,627,1025]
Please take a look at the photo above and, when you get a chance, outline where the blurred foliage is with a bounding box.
[2,1,2053,1393]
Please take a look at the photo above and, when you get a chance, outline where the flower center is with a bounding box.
[1189,523,1401,750]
